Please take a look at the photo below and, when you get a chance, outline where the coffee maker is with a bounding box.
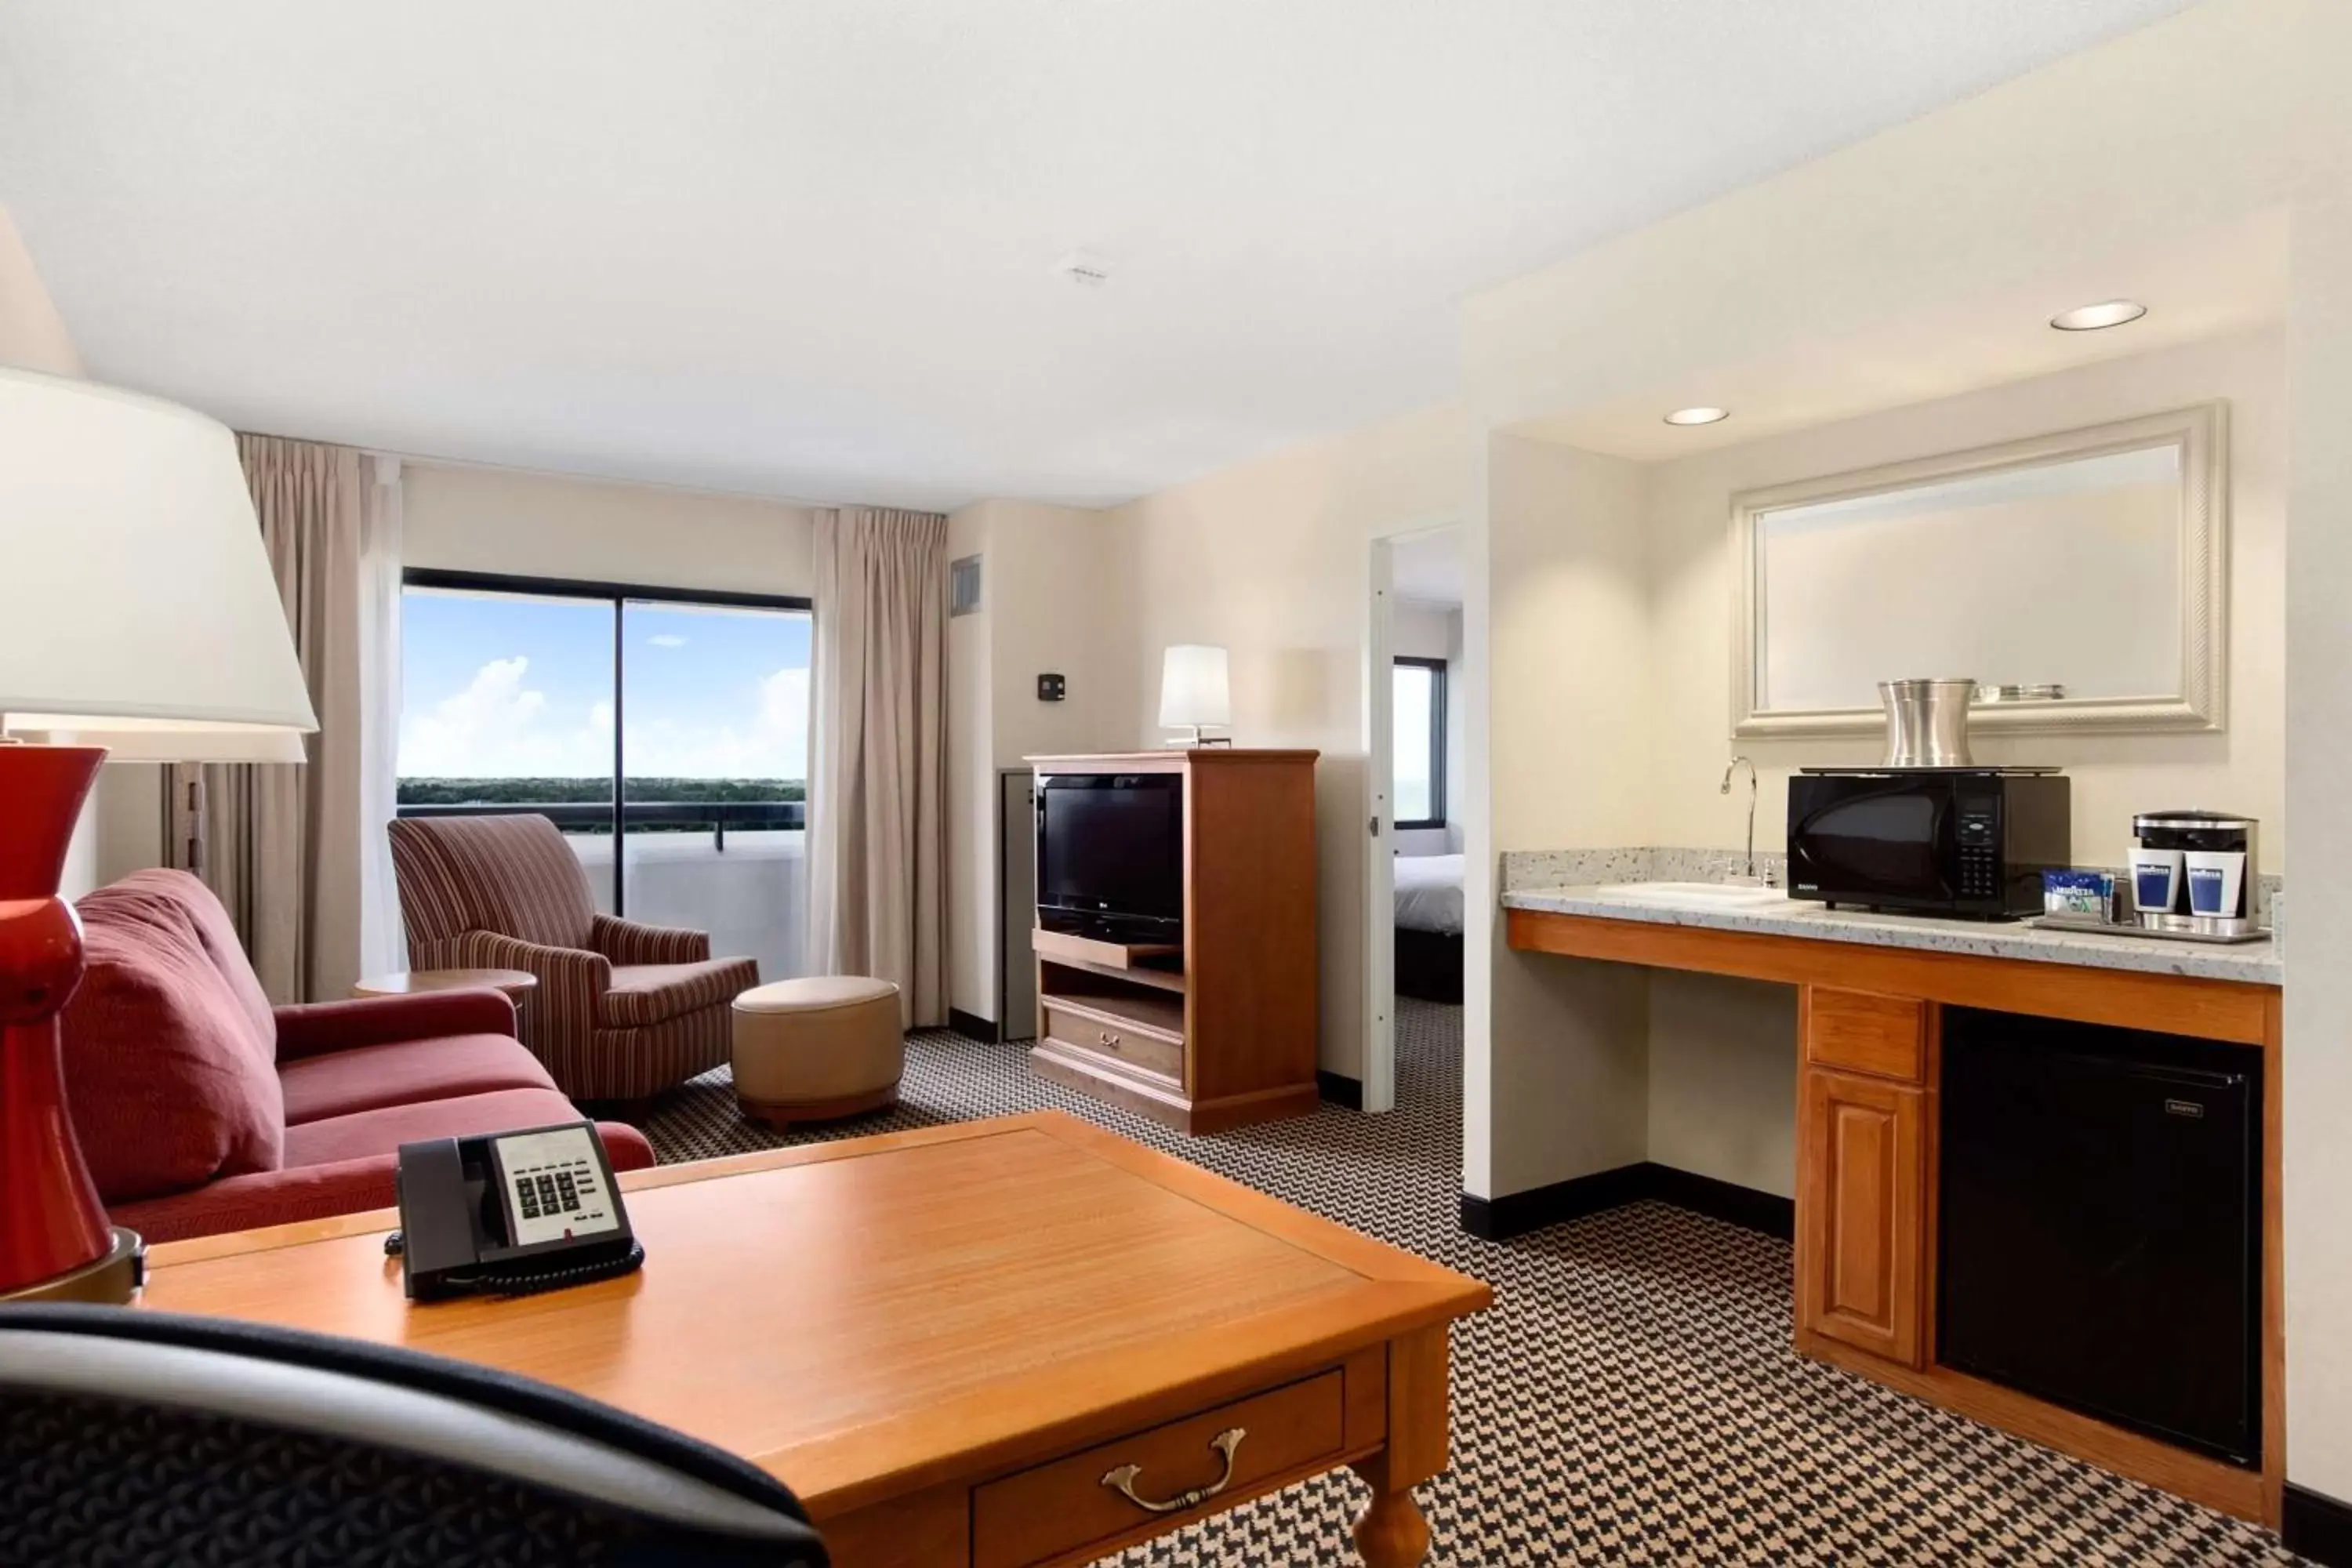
[2129,811,2259,937]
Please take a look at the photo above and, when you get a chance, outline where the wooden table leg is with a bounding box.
[1350,1454,1431,1566]
[1351,1321,1452,1566]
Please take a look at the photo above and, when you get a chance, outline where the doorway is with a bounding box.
[1364,524,1467,1113]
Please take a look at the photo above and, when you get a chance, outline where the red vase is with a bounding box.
[0,744,114,1295]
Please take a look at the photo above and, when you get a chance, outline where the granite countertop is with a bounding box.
[1501,884,2284,985]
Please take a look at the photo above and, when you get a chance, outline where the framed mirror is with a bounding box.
[1732,403,2227,739]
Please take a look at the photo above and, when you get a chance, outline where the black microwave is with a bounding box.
[1787,769,2071,920]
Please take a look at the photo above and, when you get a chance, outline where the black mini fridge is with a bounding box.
[1938,1007,2261,1466]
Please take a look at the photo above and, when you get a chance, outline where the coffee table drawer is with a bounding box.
[972,1371,1345,1568]
[1041,1000,1183,1083]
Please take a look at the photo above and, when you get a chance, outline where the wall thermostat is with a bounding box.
[1037,673,1066,702]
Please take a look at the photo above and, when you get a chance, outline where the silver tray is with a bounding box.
[2028,915,2272,946]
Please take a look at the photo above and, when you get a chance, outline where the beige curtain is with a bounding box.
[806,506,949,1029]
[174,435,405,1003]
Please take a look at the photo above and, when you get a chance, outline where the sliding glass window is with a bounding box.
[397,570,813,980]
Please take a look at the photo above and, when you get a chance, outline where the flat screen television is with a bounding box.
[1036,772,1184,941]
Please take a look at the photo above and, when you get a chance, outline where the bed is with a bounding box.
[1393,852,1464,1004]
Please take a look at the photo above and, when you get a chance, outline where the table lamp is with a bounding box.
[1159,644,1232,747]
[0,367,317,1304]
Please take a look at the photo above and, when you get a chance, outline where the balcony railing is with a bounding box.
[394,799,805,851]
[394,800,809,982]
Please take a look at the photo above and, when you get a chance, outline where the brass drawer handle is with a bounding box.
[1099,1029,1121,1047]
[1100,1427,1246,1514]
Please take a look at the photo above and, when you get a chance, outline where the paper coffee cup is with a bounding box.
[2185,850,2247,919]
[2130,847,2185,914]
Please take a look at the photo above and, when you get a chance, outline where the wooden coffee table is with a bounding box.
[136,1112,1489,1566]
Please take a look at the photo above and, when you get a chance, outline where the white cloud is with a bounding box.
[646,634,687,648]
[397,657,614,778]
[400,658,808,780]
[621,666,808,779]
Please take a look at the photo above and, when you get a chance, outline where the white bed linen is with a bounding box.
[1393,853,1465,935]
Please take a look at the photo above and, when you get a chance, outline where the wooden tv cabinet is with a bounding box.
[1027,749,1320,1134]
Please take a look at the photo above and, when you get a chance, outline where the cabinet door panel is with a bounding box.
[1798,1068,1926,1367]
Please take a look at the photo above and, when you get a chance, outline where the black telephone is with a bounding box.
[388,1121,644,1302]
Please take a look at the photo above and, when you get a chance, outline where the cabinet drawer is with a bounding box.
[972,1371,1345,1568]
[1805,988,1927,1083]
[1042,999,1183,1083]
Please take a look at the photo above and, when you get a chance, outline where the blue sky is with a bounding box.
[398,590,811,779]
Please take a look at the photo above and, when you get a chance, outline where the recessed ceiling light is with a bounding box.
[2049,299,2147,332]
[1664,406,1730,426]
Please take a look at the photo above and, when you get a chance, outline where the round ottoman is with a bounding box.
[731,976,905,1128]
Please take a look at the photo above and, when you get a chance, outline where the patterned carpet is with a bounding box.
[640,1000,2299,1566]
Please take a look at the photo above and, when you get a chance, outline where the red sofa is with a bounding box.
[60,869,655,1244]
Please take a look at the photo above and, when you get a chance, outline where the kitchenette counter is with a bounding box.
[1501,883,2282,986]
[1501,871,2285,1524]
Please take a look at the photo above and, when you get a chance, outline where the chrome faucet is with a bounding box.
[1721,756,1761,884]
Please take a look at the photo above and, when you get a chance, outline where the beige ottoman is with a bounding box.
[731,976,905,1128]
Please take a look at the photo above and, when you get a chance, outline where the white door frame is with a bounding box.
[1363,521,1461,1115]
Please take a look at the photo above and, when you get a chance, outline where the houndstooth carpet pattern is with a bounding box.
[641,1000,2302,1566]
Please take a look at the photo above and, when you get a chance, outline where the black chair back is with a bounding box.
[0,1305,828,1568]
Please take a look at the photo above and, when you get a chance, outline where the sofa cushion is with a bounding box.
[600,957,760,1028]
[389,814,597,951]
[279,1033,557,1126]
[62,881,285,1204]
[111,1114,657,1245]
[81,869,276,1054]
[282,1087,646,1171]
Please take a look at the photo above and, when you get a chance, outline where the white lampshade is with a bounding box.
[0,368,318,759]
[1159,644,1232,731]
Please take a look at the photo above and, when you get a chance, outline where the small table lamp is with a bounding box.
[1159,644,1232,747]
[0,367,317,1304]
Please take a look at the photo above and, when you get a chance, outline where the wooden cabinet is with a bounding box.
[1026,750,1322,1134]
[1797,987,1931,1369]
[1510,913,2285,1527]
[1798,1067,1927,1367]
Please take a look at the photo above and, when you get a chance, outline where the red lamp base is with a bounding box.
[0,744,138,1301]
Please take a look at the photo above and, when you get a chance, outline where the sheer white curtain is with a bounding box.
[173,437,405,1000]
[805,506,949,1029]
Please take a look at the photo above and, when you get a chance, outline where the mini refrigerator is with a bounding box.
[1938,1007,2261,1466]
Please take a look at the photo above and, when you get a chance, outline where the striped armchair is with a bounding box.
[388,814,760,1102]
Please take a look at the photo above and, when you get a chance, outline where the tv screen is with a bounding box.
[1037,774,1183,935]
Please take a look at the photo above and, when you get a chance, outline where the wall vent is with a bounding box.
[950,554,982,616]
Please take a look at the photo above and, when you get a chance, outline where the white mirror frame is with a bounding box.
[1730,401,2229,740]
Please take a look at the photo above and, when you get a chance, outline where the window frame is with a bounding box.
[397,567,815,915]
[1390,654,1447,832]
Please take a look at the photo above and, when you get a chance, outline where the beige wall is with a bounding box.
[1646,329,2286,874]
[1105,402,1477,1080]
[942,499,1136,1028]
[0,205,83,379]
[946,506,996,1023]
[401,461,815,596]
[1483,434,1652,1194]
[1646,975,1798,1197]
[2281,26,2352,1492]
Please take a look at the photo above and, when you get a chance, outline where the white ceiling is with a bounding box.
[1515,209,2289,460]
[0,1,2194,511]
